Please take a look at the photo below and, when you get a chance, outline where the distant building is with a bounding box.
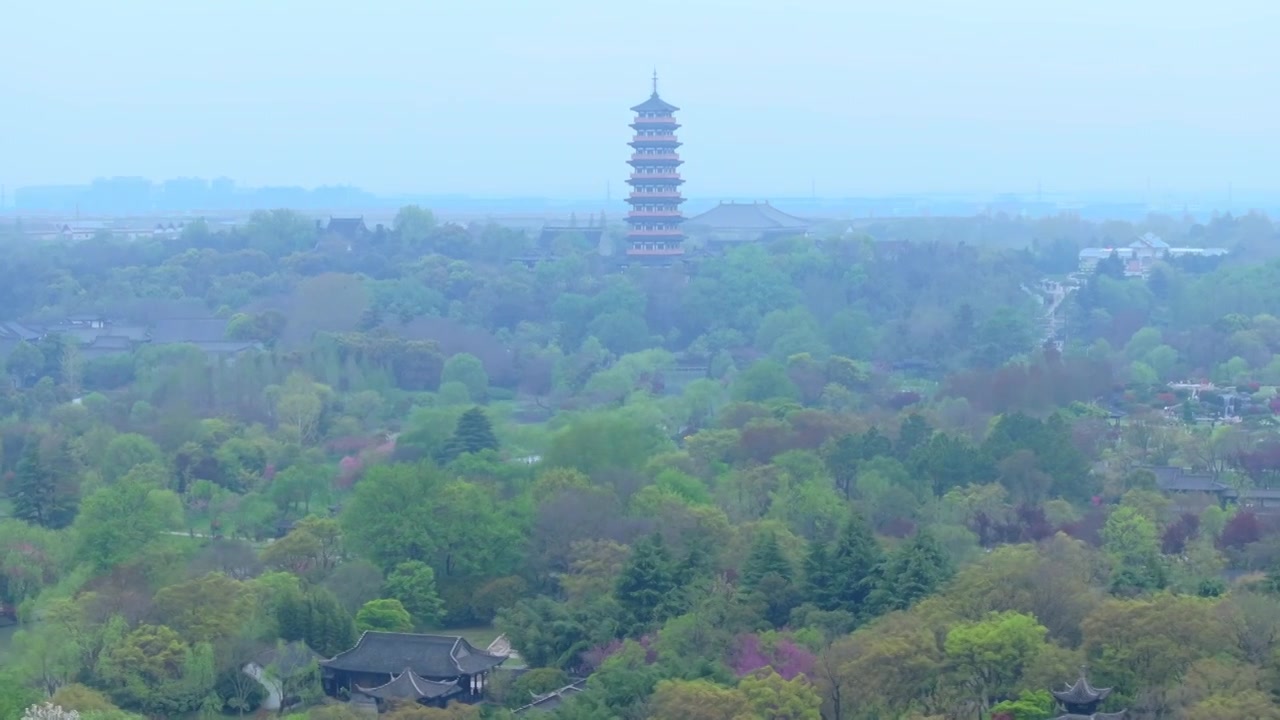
[1051,666,1124,718]
[1077,232,1227,275]
[624,72,686,262]
[514,681,587,714]
[319,217,370,242]
[538,214,607,251]
[320,632,506,708]
[684,201,810,250]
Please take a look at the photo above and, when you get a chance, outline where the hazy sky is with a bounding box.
[4,1,1278,198]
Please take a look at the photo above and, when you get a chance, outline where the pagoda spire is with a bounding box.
[652,68,659,95]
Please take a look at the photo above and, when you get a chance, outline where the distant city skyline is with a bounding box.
[3,0,1279,199]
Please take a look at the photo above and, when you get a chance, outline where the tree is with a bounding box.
[7,340,45,386]
[100,434,165,484]
[647,678,749,720]
[827,513,884,621]
[271,372,324,445]
[10,441,79,529]
[74,479,181,570]
[871,528,953,612]
[738,669,822,720]
[614,534,678,630]
[944,611,1048,711]
[440,354,488,402]
[355,598,413,633]
[1102,506,1166,595]
[438,407,499,464]
[394,205,438,250]
[739,532,799,628]
[151,572,253,646]
[384,561,445,628]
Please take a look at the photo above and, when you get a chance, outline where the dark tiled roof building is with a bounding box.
[685,201,810,248]
[321,632,505,707]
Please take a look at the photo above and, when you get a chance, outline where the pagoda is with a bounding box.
[1051,666,1125,719]
[624,71,686,261]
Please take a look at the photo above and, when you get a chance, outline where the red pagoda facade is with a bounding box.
[625,72,685,259]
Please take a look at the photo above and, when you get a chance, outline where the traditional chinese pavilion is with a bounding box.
[625,71,686,261]
[1052,666,1125,719]
[319,632,505,708]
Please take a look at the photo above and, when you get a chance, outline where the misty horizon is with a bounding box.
[4,1,1279,198]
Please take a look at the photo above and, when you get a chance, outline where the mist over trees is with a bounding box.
[1,208,1280,718]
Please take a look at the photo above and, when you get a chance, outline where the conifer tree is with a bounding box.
[741,532,793,591]
[802,540,838,612]
[739,532,800,628]
[829,511,884,621]
[615,533,677,631]
[870,528,953,612]
[10,442,78,529]
[438,407,500,464]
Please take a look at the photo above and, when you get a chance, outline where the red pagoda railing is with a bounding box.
[629,173,681,180]
[629,153,681,162]
[626,229,686,237]
[625,246,686,256]
[631,135,679,143]
[632,115,676,123]
[627,211,684,219]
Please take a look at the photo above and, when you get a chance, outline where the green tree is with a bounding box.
[440,353,489,402]
[732,360,799,403]
[100,433,165,484]
[828,513,884,621]
[870,528,953,612]
[74,479,181,570]
[355,598,413,633]
[384,560,445,628]
[945,611,1048,711]
[739,669,822,720]
[394,205,438,250]
[1103,506,1166,595]
[6,340,46,386]
[614,534,678,631]
[438,407,499,464]
[10,442,79,529]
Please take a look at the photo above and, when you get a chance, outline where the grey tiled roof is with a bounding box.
[321,632,505,679]
[355,668,460,701]
[685,201,810,231]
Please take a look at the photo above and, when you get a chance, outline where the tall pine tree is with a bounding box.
[10,441,78,529]
[828,511,884,622]
[869,528,953,613]
[802,541,839,611]
[438,407,500,464]
[614,533,677,631]
[739,532,799,628]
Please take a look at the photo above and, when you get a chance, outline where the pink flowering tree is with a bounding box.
[729,632,815,681]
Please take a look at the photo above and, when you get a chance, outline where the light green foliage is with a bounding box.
[74,479,181,571]
[440,353,488,402]
[99,434,164,484]
[945,611,1048,707]
[1103,506,1166,595]
[355,598,413,633]
[384,561,444,628]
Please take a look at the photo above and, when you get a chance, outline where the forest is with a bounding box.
[3,207,1280,719]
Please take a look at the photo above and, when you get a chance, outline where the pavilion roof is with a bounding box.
[631,93,679,114]
[1052,669,1112,706]
[321,632,505,679]
[355,667,461,701]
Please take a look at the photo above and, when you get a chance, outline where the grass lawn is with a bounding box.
[441,625,501,649]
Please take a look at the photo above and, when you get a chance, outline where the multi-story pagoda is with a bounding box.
[1051,666,1125,719]
[625,71,685,261]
